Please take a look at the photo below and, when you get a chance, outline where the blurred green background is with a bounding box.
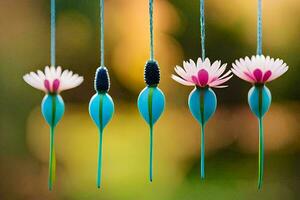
[1,0,300,199]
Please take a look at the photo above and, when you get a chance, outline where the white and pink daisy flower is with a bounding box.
[231,55,288,84]
[23,66,84,93]
[172,58,233,88]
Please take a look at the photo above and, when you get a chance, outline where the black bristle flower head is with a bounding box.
[94,66,110,93]
[144,60,160,86]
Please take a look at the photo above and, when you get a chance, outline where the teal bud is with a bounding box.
[248,85,272,118]
[41,94,65,128]
[89,93,114,132]
[137,86,165,126]
[188,87,217,125]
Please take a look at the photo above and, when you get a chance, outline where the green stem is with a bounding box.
[257,86,264,190]
[48,126,55,191]
[148,87,154,182]
[97,130,103,189]
[258,117,264,190]
[48,95,56,191]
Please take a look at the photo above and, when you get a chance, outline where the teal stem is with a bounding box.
[257,0,263,55]
[200,0,205,60]
[50,0,56,66]
[97,130,104,189]
[200,124,205,179]
[48,95,56,191]
[99,0,105,66]
[148,87,154,182]
[258,117,264,190]
[149,0,154,61]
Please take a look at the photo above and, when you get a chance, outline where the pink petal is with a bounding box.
[262,70,272,82]
[244,72,256,82]
[191,76,199,85]
[197,69,209,86]
[253,68,263,82]
[52,79,60,92]
[44,80,51,92]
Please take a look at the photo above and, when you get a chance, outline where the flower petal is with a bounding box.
[231,55,288,83]
[197,69,209,86]
[171,75,194,86]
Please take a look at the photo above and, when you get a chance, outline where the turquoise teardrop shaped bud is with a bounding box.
[89,93,114,132]
[137,86,165,126]
[248,85,272,118]
[41,94,65,127]
[188,87,217,125]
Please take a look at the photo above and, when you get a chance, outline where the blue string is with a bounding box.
[257,0,262,55]
[200,0,205,60]
[149,0,154,61]
[50,0,56,66]
[100,0,105,66]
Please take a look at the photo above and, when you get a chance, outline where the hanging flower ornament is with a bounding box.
[23,66,83,190]
[232,55,288,190]
[231,0,289,190]
[23,0,83,191]
[172,58,232,179]
[137,0,165,182]
[88,0,114,189]
[172,0,232,179]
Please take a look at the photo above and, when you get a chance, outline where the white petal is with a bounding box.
[30,72,42,83]
[174,66,191,81]
[197,57,203,68]
[231,67,254,83]
[218,69,232,80]
[56,66,62,77]
[209,75,233,87]
[183,61,194,75]
[214,63,227,78]
[23,74,45,91]
[209,60,221,77]
[203,58,211,69]
[172,75,194,86]
[45,66,51,79]
[60,76,84,91]
[37,70,45,80]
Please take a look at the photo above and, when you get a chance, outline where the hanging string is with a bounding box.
[149,0,154,61]
[200,0,205,60]
[257,0,262,55]
[50,0,56,66]
[100,0,105,66]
